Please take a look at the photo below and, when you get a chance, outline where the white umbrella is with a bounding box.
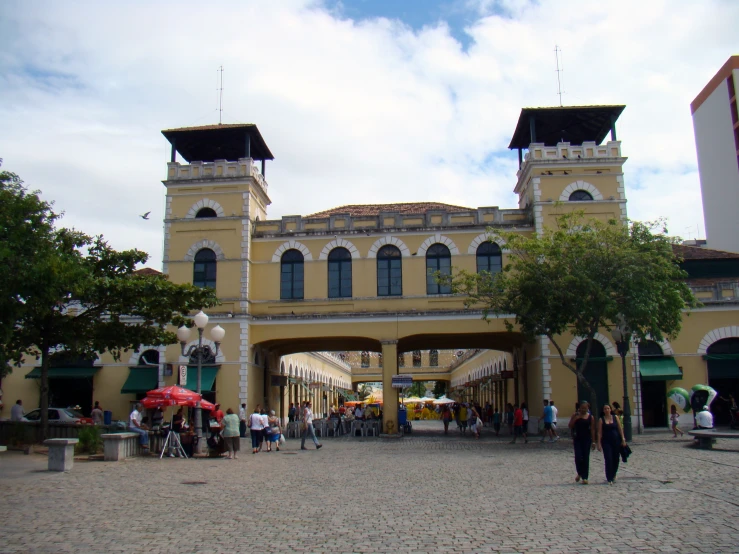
[433,396,455,405]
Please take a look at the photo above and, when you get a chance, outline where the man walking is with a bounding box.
[540,399,554,442]
[550,400,559,440]
[300,400,323,450]
[239,403,247,438]
[510,403,525,443]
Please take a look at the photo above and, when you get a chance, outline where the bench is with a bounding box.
[687,429,739,449]
[102,432,143,461]
[43,438,78,471]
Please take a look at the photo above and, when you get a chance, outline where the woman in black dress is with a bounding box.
[597,404,627,485]
[568,401,596,484]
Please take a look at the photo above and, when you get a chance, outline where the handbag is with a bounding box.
[279,433,286,444]
[476,417,483,428]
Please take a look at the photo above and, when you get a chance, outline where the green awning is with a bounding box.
[121,367,159,394]
[185,366,219,392]
[639,358,682,381]
[25,367,99,379]
[300,382,311,394]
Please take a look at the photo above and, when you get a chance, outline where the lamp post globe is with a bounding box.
[176,326,191,343]
[211,324,226,343]
[193,310,209,329]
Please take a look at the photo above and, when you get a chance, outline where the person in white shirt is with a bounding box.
[300,400,323,450]
[248,407,264,454]
[129,403,149,450]
[10,400,24,421]
[239,403,247,438]
[354,405,364,420]
[260,410,270,452]
[695,406,714,429]
[550,401,559,439]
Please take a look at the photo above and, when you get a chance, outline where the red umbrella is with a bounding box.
[140,396,216,411]
[140,385,215,411]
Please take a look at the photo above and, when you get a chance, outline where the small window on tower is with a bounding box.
[196,207,218,218]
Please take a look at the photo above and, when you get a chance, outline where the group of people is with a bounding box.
[568,401,628,485]
[246,400,323,453]
[244,404,284,454]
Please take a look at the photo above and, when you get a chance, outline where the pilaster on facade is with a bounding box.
[240,191,252,315]
[531,178,544,236]
[162,196,173,274]
[539,335,552,398]
[239,321,249,405]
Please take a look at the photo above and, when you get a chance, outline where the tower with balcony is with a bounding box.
[508,105,628,235]
[161,123,275,408]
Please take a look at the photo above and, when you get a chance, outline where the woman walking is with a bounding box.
[267,410,282,452]
[597,404,627,485]
[521,402,530,442]
[441,405,452,435]
[222,408,240,460]
[569,401,596,484]
[469,405,481,439]
[248,407,263,454]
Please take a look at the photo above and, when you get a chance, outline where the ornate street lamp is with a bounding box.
[177,311,225,455]
[611,317,633,442]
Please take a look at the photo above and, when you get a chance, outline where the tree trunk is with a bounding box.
[40,345,50,440]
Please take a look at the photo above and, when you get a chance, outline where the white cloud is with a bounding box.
[0,0,735,267]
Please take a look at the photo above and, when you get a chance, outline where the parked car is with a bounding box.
[21,408,93,425]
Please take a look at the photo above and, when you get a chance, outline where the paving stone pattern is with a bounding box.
[0,422,738,553]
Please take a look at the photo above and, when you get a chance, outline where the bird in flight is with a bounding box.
[140,212,151,220]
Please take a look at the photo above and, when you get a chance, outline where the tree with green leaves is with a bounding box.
[432,380,447,398]
[446,212,697,414]
[1,167,219,436]
[406,380,427,398]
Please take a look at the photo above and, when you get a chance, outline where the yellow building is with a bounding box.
[2,106,738,433]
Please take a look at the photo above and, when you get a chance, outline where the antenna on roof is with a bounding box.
[217,65,224,125]
[554,45,564,107]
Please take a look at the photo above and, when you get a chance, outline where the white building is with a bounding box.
[691,55,739,253]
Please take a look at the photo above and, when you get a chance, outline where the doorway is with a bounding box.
[640,380,667,427]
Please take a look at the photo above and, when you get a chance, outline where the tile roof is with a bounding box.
[307,202,473,218]
[134,268,163,276]
[672,244,739,260]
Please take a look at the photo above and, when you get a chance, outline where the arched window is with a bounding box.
[429,350,439,367]
[328,247,352,298]
[426,243,451,295]
[575,340,608,410]
[412,351,422,367]
[189,346,216,365]
[193,248,217,289]
[638,340,664,357]
[280,249,304,300]
[476,242,502,276]
[569,190,593,201]
[361,351,370,368]
[195,207,218,218]
[706,338,739,425]
[137,350,159,366]
[377,245,402,296]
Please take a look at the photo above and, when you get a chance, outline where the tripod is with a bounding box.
[159,415,188,459]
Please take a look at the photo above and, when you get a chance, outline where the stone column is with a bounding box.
[381,340,399,434]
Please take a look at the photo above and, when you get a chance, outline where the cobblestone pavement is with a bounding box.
[1,421,738,553]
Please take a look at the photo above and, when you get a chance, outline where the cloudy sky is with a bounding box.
[1,0,736,268]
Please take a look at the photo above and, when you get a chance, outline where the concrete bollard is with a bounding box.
[43,438,79,472]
